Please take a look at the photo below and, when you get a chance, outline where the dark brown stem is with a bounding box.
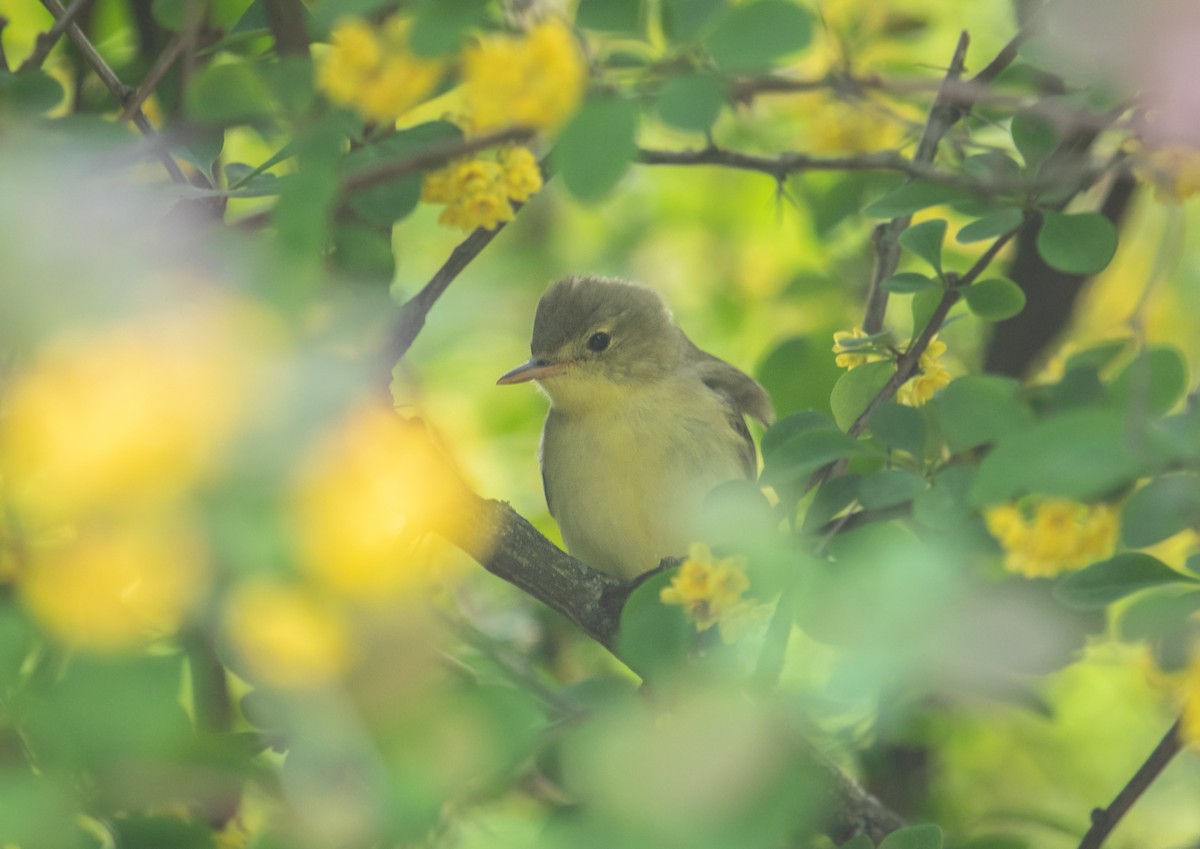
[19,0,90,71]
[118,32,186,121]
[0,17,10,72]
[1076,717,1183,849]
[262,0,310,59]
[37,0,192,185]
[343,127,534,194]
[862,31,970,334]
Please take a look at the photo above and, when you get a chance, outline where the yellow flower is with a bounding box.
[291,402,474,601]
[985,499,1118,578]
[498,144,543,202]
[1132,144,1200,204]
[224,579,352,690]
[0,298,269,525]
[832,326,886,370]
[897,337,950,407]
[661,543,765,643]
[422,154,531,231]
[463,19,586,133]
[20,513,207,652]
[319,17,442,123]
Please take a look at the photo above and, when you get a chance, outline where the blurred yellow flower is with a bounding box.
[661,543,767,643]
[292,402,471,600]
[319,17,443,124]
[984,499,1118,578]
[20,514,207,652]
[463,19,586,133]
[1132,144,1200,204]
[0,298,271,525]
[832,326,886,369]
[421,146,542,231]
[896,337,951,407]
[224,579,352,690]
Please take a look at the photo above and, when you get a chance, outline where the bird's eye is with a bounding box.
[587,332,611,352]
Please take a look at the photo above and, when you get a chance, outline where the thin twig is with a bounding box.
[1077,718,1183,849]
[343,127,535,194]
[386,155,552,367]
[37,0,191,185]
[19,0,90,71]
[861,31,970,334]
[118,32,186,121]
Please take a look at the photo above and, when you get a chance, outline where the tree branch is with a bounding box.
[1076,717,1183,849]
[861,30,970,334]
[262,0,309,59]
[37,0,192,185]
[343,127,534,194]
[19,0,90,71]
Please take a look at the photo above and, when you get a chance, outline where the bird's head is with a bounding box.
[497,275,681,408]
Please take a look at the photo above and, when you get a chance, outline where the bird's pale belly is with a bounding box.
[543,403,746,579]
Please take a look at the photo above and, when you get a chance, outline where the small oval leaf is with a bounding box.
[963,277,1027,321]
[1036,211,1117,276]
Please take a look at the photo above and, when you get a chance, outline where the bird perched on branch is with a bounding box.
[498,275,775,580]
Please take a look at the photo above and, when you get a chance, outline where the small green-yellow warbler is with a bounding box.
[498,275,774,579]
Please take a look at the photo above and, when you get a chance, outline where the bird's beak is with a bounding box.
[496,358,569,385]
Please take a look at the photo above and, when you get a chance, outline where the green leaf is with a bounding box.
[935,375,1031,453]
[898,218,947,275]
[911,287,942,335]
[657,73,725,132]
[912,465,975,530]
[761,410,837,460]
[869,401,926,458]
[0,70,65,114]
[802,473,861,531]
[881,272,939,294]
[705,0,813,71]
[331,223,395,280]
[830,360,893,431]
[970,410,1142,505]
[879,824,943,849]
[617,570,693,679]
[1120,589,1200,642]
[577,0,643,33]
[756,336,844,418]
[411,0,489,56]
[1011,108,1059,170]
[841,836,875,849]
[1035,211,1118,276]
[555,98,639,201]
[962,151,1022,183]
[762,427,875,486]
[1109,345,1188,417]
[662,0,728,41]
[963,277,1026,321]
[185,60,274,124]
[863,181,972,218]
[858,468,925,510]
[1054,553,1197,610]
[152,0,186,29]
[112,816,215,849]
[1121,475,1200,548]
[1064,338,1132,373]
[956,208,1024,243]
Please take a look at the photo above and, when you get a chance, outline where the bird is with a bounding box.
[497,274,775,580]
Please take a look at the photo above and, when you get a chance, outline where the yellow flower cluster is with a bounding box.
[984,500,1118,579]
[224,579,353,690]
[0,298,272,652]
[660,543,769,643]
[463,19,587,133]
[318,17,443,123]
[291,401,470,601]
[1132,144,1200,204]
[832,328,951,407]
[421,145,543,231]
[896,337,951,407]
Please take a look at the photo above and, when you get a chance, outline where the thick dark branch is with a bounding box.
[427,471,904,842]
[262,0,310,59]
[1076,718,1183,849]
[638,146,926,182]
[19,0,90,71]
